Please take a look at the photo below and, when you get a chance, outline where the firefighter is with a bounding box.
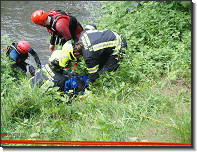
[30,63,71,92]
[31,9,83,53]
[5,41,41,77]
[48,40,78,71]
[30,63,89,94]
[30,51,89,103]
[30,41,82,92]
[77,24,127,83]
[47,24,127,83]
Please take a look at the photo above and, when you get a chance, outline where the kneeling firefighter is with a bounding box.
[30,42,89,103]
[5,41,41,77]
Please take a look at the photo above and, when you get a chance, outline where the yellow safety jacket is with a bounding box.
[49,41,77,68]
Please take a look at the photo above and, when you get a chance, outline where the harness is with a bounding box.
[6,43,20,56]
[6,43,28,63]
[48,10,78,36]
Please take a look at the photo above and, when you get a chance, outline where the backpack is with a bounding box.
[65,76,89,95]
[48,9,78,36]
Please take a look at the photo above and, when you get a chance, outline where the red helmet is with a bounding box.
[17,41,30,53]
[31,10,48,26]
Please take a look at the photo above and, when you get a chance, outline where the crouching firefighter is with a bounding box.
[59,24,127,83]
[5,41,41,77]
[29,44,89,103]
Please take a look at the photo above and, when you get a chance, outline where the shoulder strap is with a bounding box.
[51,13,68,33]
[55,10,68,16]
[6,43,20,55]
[50,10,75,34]
[51,18,57,33]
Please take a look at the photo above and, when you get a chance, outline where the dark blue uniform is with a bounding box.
[79,28,127,83]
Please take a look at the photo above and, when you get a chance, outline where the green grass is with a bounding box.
[1,1,191,146]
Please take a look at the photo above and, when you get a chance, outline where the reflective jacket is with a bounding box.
[79,29,123,82]
[46,9,83,45]
[6,42,41,68]
[48,41,77,68]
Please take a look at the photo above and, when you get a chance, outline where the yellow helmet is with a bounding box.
[49,41,77,68]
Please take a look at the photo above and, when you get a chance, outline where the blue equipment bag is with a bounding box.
[65,76,89,95]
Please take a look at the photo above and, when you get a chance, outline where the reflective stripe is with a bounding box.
[111,31,122,55]
[84,25,96,30]
[81,32,94,51]
[92,40,118,52]
[81,36,88,50]
[59,55,69,63]
[87,65,99,74]
[44,64,55,80]
[84,33,91,47]
[58,56,69,67]
[81,31,122,53]
[10,44,20,54]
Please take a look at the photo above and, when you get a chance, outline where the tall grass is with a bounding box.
[1,1,191,145]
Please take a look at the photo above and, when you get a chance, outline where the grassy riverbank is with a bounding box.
[1,1,191,146]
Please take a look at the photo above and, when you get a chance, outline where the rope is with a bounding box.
[132,112,190,133]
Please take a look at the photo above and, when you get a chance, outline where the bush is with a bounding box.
[96,1,191,82]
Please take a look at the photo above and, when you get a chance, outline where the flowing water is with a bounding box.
[1,1,101,66]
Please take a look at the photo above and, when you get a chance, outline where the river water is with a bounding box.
[1,1,101,66]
